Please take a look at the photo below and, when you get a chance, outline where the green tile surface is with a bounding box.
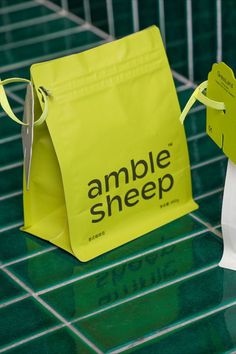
[192,0,217,82]
[9,214,203,292]
[1,31,101,65]
[0,227,53,265]
[0,1,234,353]
[6,328,94,354]
[0,165,22,196]
[194,191,223,227]
[0,18,78,46]
[0,269,26,305]
[0,195,23,228]
[0,4,52,26]
[41,231,222,321]
[125,303,236,354]
[0,298,60,350]
[188,134,223,166]
[165,0,188,77]
[0,138,22,167]
[184,108,206,137]
[75,266,236,352]
[192,158,227,197]
[0,107,22,138]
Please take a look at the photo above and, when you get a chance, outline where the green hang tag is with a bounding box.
[207,62,236,163]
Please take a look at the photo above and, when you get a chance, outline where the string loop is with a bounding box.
[0,77,48,126]
[180,80,225,123]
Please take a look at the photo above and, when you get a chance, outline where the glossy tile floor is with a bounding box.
[0,1,235,354]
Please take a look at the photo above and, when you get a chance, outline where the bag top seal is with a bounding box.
[30,26,164,93]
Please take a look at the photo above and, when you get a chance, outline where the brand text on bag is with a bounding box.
[88,149,174,223]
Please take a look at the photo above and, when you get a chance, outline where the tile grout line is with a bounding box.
[83,0,91,23]
[109,299,236,354]
[0,134,21,145]
[0,25,88,51]
[5,90,24,105]
[1,246,56,269]
[36,0,112,41]
[0,188,223,272]
[186,0,194,81]
[214,223,221,230]
[35,0,83,24]
[0,229,208,307]
[0,222,23,234]
[195,187,224,201]
[158,0,166,46]
[73,263,219,323]
[172,70,196,88]
[0,1,38,15]
[225,349,236,354]
[189,105,205,114]
[106,0,115,37]
[0,161,23,173]
[190,213,222,239]
[176,83,193,92]
[0,227,223,353]
[0,262,227,354]
[0,12,61,33]
[0,107,23,118]
[0,2,225,350]
[6,83,26,92]
[191,155,226,170]
[1,267,104,354]
[0,190,23,202]
[37,228,208,296]
[0,229,208,312]
[189,173,224,240]
[216,0,223,62]
[60,0,69,12]
[0,254,220,349]
[0,294,30,310]
[187,131,206,142]
[0,324,66,353]
[0,39,108,74]
[131,0,140,32]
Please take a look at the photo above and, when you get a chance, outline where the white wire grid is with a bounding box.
[0,0,223,82]
[51,0,223,82]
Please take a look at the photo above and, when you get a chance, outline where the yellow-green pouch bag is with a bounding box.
[0,26,197,261]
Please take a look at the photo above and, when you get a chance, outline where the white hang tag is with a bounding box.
[219,159,236,270]
[21,83,34,191]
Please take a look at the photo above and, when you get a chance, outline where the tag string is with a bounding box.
[0,77,48,126]
[180,80,226,124]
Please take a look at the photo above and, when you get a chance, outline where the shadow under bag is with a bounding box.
[1,26,198,261]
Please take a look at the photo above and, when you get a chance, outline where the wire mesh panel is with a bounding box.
[50,0,236,83]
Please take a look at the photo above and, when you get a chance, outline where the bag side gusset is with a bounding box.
[21,83,73,253]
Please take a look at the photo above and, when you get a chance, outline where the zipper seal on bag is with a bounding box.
[52,49,162,103]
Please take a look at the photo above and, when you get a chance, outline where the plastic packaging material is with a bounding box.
[220,160,236,270]
[180,62,236,271]
[1,26,197,261]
